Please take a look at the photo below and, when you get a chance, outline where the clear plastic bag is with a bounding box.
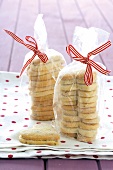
[53,27,111,142]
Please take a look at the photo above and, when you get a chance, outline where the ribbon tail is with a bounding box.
[20,54,36,77]
[84,64,93,86]
[89,60,111,75]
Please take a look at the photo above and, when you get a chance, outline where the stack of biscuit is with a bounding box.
[58,73,79,138]
[27,49,65,121]
[77,71,99,143]
[55,70,99,143]
[19,123,60,145]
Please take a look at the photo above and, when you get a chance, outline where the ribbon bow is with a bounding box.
[4,30,48,76]
[66,41,111,86]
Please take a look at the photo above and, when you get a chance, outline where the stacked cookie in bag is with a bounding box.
[27,49,66,121]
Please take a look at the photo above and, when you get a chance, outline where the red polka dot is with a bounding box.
[101,137,105,139]
[36,122,41,124]
[0,124,3,126]
[24,118,29,120]
[60,140,66,143]
[107,80,111,82]
[3,102,7,104]
[5,80,9,82]
[0,115,5,117]
[6,138,11,141]
[36,150,42,153]
[8,154,13,158]
[102,145,107,147]
[16,75,19,78]
[93,155,98,158]
[4,88,8,90]
[13,111,18,114]
[3,95,7,97]
[88,142,92,144]
[9,130,14,132]
[74,144,79,147]
[104,100,106,102]
[108,115,111,117]
[11,148,16,150]
[2,109,6,111]
[106,107,109,109]
[109,89,113,90]
[15,85,19,87]
[65,154,71,158]
[14,105,18,107]
[14,99,18,100]
[110,122,113,124]
[12,121,16,123]
[25,109,28,111]
[23,125,28,127]
[15,91,18,92]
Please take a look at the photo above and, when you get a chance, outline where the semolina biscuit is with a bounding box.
[62,133,77,138]
[60,79,76,85]
[61,90,77,97]
[31,110,54,116]
[60,95,77,102]
[31,105,53,112]
[79,112,98,119]
[62,115,79,122]
[78,102,97,108]
[78,128,97,138]
[31,114,54,121]
[29,79,55,88]
[30,89,54,97]
[19,123,60,145]
[61,121,79,128]
[61,125,78,134]
[29,85,54,92]
[78,107,97,114]
[62,105,77,111]
[81,117,99,124]
[31,100,53,106]
[61,100,77,106]
[78,89,98,97]
[62,110,78,116]
[77,133,96,143]
[77,83,97,91]
[78,96,97,104]
[31,94,53,102]
[60,84,77,91]
[78,122,99,130]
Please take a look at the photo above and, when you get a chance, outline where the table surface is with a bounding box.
[0,0,113,169]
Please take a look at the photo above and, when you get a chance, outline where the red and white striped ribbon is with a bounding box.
[66,41,111,86]
[4,30,48,76]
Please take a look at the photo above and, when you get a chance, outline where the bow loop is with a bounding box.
[4,30,48,76]
[66,41,111,86]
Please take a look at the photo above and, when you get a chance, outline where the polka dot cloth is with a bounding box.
[0,72,113,159]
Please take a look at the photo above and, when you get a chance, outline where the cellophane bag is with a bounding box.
[21,14,66,121]
[53,27,110,143]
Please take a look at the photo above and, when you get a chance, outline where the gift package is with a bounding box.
[5,18,111,144]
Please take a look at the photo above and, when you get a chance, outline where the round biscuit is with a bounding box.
[78,89,98,97]
[77,133,96,143]
[62,105,77,111]
[31,105,53,112]
[61,121,79,128]
[60,84,77,91]
[29,85,54,92]
[78,128,97,137]
[78,102,97,108]
[60,125,78,134]
[31,100,53,106]
[77,83,97,91]
[61,90,77,97]
[79,112,98,119]
[31,94,53,102]
[30,114,54,121]
[78,96,97,104]
[29,79,55,88]
[62,110,78,116]
[79,122,99,130]
[62,115,79,122]
[81,117,99,124]
[60,95,77,102]
[78,107,97,114]
[30,89,54,97]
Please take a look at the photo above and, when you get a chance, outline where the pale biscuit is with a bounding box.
[19,123,60,145]
[79,112,98,119]
[78,89,98,97]
[61,90,77,96]
[31,110,54,116]
[61,100,77,106]
[62,105,77,111]
[78,128,97,137]
[30,89,54,97]
[29,85,54,92]
[28,71,59,81]
[60,79,76,85]
[77,133,96,143]
[31,94,53,102]
[78,96,97,104]
[62,132,77,138]
[60,73,76,81]
[31,114,54,121]
[31,105,53,112]
[77,83,97,91]
[78,102,97,108]
[62,115,79,122]
[78,107,97,114]
[31,100,53,106]
[29,79,55,88]
[78,122,99,130]
[61,121,79,128]
[81,117,99,124]
[60,95,77,102]
[62,110,78,116]
[60,84,77,91]
[61,125,77,134]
